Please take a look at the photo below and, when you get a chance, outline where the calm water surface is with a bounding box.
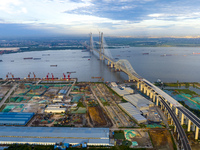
[0,47,200,82]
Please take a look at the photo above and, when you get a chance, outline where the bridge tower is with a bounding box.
[99,32,105,60]
[89,33,93,53]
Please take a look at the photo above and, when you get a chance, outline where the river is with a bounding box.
[0,47,200,82]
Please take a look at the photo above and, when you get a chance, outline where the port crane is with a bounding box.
[46,73,49,80]
[6,72,13,80]
[63,73,66,80]
[28,72,31,79]
[33,72,36,80]
[66,71,76,80]
[51,73,54,80]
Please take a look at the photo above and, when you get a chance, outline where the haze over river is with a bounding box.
[0,47,200,83]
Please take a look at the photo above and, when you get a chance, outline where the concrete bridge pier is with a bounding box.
[140,83,144,92]
[187,119,191,132]
[153,94,156,102]
[150,91,154,99]
[107,61,110,66]
[175,108,178,116]
[156,96,159,106]
[170,118,173,125]
[195,126,199,140]
[137,82,140,89]
[146,88,150,96]
[143,86,147,94]
[192,123,195,131]
[170,103,173,110]
[181,113,184,125]
[174,124,177,132]
[167,112,171,120]
[110,63,114,68]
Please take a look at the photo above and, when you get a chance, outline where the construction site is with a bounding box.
[0,79,177,149]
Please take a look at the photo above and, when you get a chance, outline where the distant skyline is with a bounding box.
[0,0,200,37]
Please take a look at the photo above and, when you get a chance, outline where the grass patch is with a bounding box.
[114,130,125,140]
[174,89,198,96]
[77,101,84,107]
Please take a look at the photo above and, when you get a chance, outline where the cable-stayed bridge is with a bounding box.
[87,32,200,150]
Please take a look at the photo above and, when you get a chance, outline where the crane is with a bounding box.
[51,73,54,80]
[46,73,49,80]
[33,72,36,80]
[63,73,66,80]
[28,72,31,79]
[11,73,14,80]
[67,73,70,80]
[66,71,76,81]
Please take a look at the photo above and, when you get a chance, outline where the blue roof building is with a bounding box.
[0,127,110,146]
[0,112,34,126]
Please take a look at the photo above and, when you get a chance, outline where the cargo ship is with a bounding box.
[193,52,200,54]
[42,54,50,56]
[82,56,91,58]
[142,53,149,55]
[33,58,41,60]
[50,65,57,67]
[23,57,33,59]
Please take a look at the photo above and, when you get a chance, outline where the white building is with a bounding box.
[110,82,118,88]
[53,98,63,103]
[119,102,147,124]
[123,94,154,111]
[45,108,66,113]
[111,87,130,96]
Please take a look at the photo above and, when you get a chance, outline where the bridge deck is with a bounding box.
[178,107,200,129]
[142,79,182,107]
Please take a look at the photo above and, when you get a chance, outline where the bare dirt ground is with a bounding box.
[149,129,174,150]
[88,106,112,127]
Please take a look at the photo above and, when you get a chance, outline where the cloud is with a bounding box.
[0,0,27,14]
[1,0,200,37]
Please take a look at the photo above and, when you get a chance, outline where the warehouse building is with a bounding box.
[123,87,134,94]
[119,102,147,124]
[0,112,34,126]
[123,94,154,111]
[0,127,110,146]
[111,87,130,96]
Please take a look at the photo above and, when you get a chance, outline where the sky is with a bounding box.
[0,0,200,37]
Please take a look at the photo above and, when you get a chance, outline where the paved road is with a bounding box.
[155,106,170,129]
[159,96,191,150]
[66,79,76,97]
[0,84,18,108]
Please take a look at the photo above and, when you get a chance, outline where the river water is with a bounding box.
[0,47,200,82]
